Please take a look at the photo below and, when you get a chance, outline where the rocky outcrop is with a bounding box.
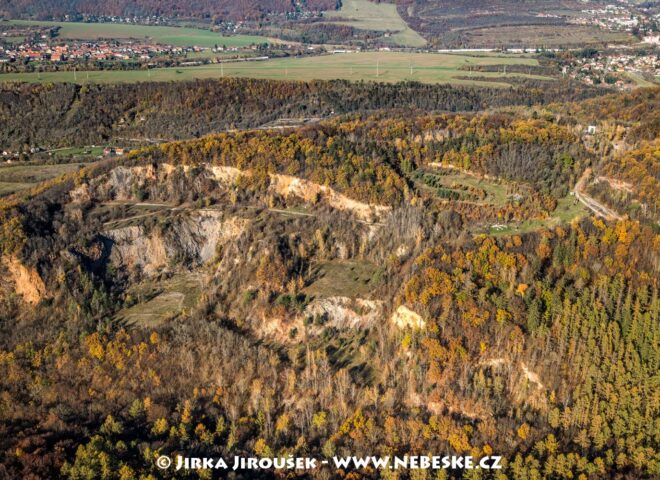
[105,225,168,276]
[207,166,390,221]
[391,305,425,329]
[208,165,242,184]
[266,173,390,221]
[2,256,46,305]
[304,296,382,330]
[259,296,383,343]
[105,212,248,276]
[521,362,545,390]
[73,163,390,222]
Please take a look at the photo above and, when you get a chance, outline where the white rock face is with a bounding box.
[259,296,383,343]
[105,212,248,276]
[267,173,390,221]
[208,165,242,184]
[73,162,390,223]
[391,305,425,329]
[396,244,410,258]
[207,165,390,221]
[305,296,382,329]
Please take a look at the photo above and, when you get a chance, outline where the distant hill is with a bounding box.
[0,0,337,21]
[1,0,634,48]
[394,0,636,48]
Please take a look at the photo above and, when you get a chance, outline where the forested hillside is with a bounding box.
[0,85,657,478]
[0,78,602,150]
[548,89,660,223]
[0,0,336,20]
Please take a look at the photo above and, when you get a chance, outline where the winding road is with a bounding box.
[574,168,622,221]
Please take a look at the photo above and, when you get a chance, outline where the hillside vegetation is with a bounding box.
[0,78,602,150]
[0,0,336,20]
[0,86,657,479]
[324,0,427,47]
[8,19,271,47]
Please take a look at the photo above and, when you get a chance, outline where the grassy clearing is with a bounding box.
[0,181,33,195]
[8,20,272,48]
[0,51,547,87]
[417,168,511,206]
[51,146,105,158]
[553,194,590,223]
[116,272,204,328]
[417,166,588,236]
[324,0,426,47]
[624,72,658,88]
[0,162,86,195]
[304,260,381,298]
[488,194,589,236]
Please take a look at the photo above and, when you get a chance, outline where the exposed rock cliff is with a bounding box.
[2,256,46,305]
[104,212,248,276]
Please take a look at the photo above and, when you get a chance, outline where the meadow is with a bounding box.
[8,20,273,48]
[0,162,86,196]
[116,272,204,328]
[415,168,510,206]
[488,195,588,236]
[323,0,426,47]
[0,51,550,87]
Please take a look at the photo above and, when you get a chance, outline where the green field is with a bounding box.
[2,36,25,44]
[416,168,510,205]
[488,195,588,236]
[417,165,589,236]
[324,0,426,47]
[50,146,105,158]
[0,181,33,196]
[8,20,273,48]
[0,52,549,87]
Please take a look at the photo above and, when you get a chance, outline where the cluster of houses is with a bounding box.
[565,52,659,88]
[103,147,127,157]
[1,146,128,162]
[569,2,659,35]
[0,40,205,64]
[60,14,175,26]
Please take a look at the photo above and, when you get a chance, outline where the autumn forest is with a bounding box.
[0,76,658,480]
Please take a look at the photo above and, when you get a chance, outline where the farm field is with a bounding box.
[0,181,32,196]
[0,52,550,87]
[324,0,426,47]
[49,146,105,158]
[8,20,273,48]
[0,162,86,196]
[456,25,633,48]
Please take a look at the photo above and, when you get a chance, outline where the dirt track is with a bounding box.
[574,168,622,221]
